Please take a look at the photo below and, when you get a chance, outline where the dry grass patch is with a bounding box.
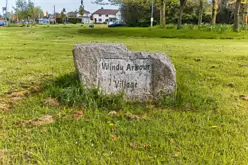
[72,111,87,120]
[108,111,119,117]
[125,112,147,121]
[111,134,121,141]
[9,91,29,97]
[240,95,248,101]
[0,104,10,111]
[44,98,60,107]
[18,115,55,127]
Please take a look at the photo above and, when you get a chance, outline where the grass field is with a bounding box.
[0,25,248,164]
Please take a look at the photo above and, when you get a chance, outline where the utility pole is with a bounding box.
[6,0,8,12]
[54,5,56,24]
[4,0,8,26]
[81,0,84,8]
[151,1,154,27]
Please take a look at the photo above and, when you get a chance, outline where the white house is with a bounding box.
[77,10,91,24]
[91,8,122,24]
[67,10,91,24]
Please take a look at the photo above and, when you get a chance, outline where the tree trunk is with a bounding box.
[245,2,248,30]
[212,0,218,25]
[160,0,166,26]
[234,0,241,32]
[163,0,166,25]
[241,4,245,28]
[198,0,203,26]
[160,1,163,26]
[177,5,183,30]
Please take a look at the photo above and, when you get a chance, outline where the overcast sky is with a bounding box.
[0,0,118,14]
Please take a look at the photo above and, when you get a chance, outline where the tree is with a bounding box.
[212,0,218,24]
[241,0,248,29]
[160,0,166,26]
[228,0,245,32]
[216,0,232,24]
[79,5,85,16]
[6,12,14,21]
[61,11,66,23]
[121,1,158,26]
[178,0,187,29]
[13,0,35,20]
[93,0,167,26]
[233,0,242,31]
[33,7,44,21]
[198,0,203,25]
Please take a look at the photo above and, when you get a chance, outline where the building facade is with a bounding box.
[66,10,91,24]
[91,8,121,24]
[77,10,91,24]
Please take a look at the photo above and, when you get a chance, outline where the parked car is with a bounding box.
[108,22,126,28]
[89,25,94,28]
[108,21,114,25]
[0,22,6,26]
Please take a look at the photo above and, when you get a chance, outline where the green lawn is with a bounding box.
[0,25,247,164]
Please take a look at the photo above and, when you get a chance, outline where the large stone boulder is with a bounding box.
[73,44,176,101]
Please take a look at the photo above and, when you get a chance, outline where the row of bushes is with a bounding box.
[56,18,82,24]
[125,14,212,27]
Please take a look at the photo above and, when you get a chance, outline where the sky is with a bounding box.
[0,0,118,15]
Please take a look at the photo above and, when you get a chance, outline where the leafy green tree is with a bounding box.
[121,1,159,26]
[33,7,44,21]
[79,5,85,16]
[92,0,212,27]
[93,0,168,26]
[6,12,14,21]
[61,11,66,23]
[13,0,35,20]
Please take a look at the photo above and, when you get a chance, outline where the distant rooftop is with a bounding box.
[67,10,90,15]
[92,9,118,15]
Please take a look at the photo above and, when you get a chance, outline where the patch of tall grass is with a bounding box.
[79,24,248,39]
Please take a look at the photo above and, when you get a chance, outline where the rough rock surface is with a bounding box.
[73,44,176,101]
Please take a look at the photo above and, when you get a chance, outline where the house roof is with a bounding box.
[67,11,77,15]
[92,9,118,15]
[84,10,90,14]
[67,10,90,15]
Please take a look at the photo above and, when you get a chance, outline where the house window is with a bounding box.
[105,19,108,22]
[99,19,102,22]
[106,15,108,17]
[99,14,102,17]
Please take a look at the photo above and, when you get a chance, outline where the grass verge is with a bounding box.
[0,26,247,164]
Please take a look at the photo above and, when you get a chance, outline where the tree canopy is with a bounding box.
[14,0,44,21]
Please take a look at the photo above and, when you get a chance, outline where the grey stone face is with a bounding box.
[73,44,176,101]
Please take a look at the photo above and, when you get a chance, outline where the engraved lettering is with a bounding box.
[99,59,152,96]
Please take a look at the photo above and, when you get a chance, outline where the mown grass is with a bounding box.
[0,25,248,164]
[79,24,248,39]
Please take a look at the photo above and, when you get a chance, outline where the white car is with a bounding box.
[108,22,114,25]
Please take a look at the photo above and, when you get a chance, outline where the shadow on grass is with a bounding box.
[44,72,218,111]
[45,72,126,111]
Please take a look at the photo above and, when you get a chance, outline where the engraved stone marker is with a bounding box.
[98,58,152,96]
[73,44,176,101]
